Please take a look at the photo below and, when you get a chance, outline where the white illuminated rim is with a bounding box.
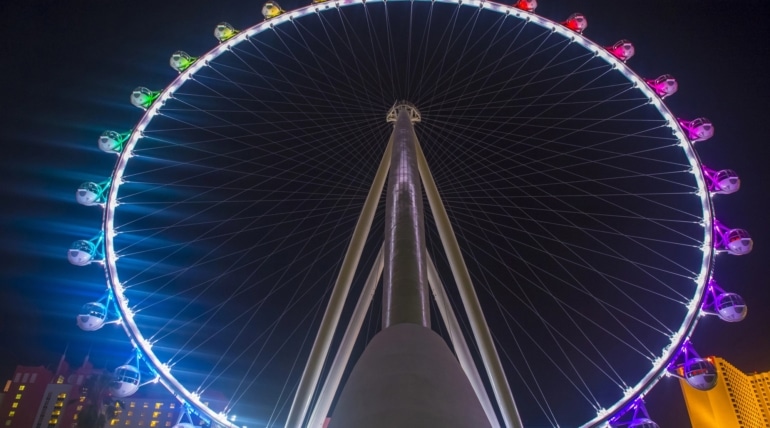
[99,1,715,426]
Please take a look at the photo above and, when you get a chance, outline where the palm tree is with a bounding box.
[74,372,122,428]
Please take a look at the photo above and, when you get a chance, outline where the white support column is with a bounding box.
[382,107,430,328]
[307,246,384,428]
[285,139,393,428]
[416,140,524,428]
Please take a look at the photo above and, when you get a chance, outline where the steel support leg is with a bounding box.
[285,139,393,428]
[307,246,384,428]
[426,254,501,428]
[416,139,523,428]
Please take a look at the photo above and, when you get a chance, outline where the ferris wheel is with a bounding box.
[68,0,753,427]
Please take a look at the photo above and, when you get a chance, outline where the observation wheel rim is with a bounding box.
[100,0,716,426]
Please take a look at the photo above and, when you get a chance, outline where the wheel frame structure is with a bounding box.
[86,1,722,426]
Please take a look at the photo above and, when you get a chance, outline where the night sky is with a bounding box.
[1,1,769,427]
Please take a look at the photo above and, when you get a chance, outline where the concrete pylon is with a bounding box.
[327,104,492,428]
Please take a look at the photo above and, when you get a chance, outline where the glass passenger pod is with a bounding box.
[703,280,748,323]
[68,240,97,266]
[607,40,635,62]
[608,398,659,428]
[683,358,718,391]
[130,87,160,110]
[76,181,107,206]
[98,130,130,154]
[716,293,747,322]
[713,220,753,255]
[725,228,753,255]
[703,166,740,194]
[668,342,718,391]
[262,1,285,19]
[170,51,197,73]
[111,365,141,398]
[714,169,740,194]
[68,232,103,266]
[77,302,108,331]
[628,419,660,428]
[562,13,587,33]
[644,74,678,99]
[678,117,714,142]
[513,0,537,12]
[214,22,239,42]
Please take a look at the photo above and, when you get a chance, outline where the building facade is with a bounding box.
[108,395,181,427]
[0,359,188,428]
[680,356,770,427]
[1,365,55,427]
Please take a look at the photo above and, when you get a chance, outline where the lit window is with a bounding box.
[10,404,17,409]
[14,394,20,400]
[8,411,15,417]
[56,376,64,384]
[155,403,163,409]
[143,403,149,408]
[127,411,133,417]
[150,421,159,427]
[5,420,11,426]
[17,386,25,391]
[152,411,161,418]
[169,403,175,409]
[130,402,136,408]
[57,393,67,399]
[165,423,171,427]
[125,421,130,425]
